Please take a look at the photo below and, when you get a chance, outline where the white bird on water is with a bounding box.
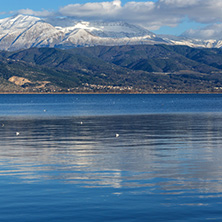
[116,134,119,137]
[16,132,20,136]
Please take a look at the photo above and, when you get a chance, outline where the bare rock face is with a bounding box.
[8,76,32,86]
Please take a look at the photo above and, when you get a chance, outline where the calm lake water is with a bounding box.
[0,94,222,221]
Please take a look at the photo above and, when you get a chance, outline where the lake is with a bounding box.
[0,94,222,221]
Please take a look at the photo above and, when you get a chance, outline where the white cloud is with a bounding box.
[4,0,222,35]
[158,0,199,8]
[58,0,178,29]
[17,9,53,17]
[183,24,222,40]
[57,0,222,30]
[59,0,122,19]
[162,0,222,24]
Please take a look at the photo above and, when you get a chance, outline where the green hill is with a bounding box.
[0,45,222,93]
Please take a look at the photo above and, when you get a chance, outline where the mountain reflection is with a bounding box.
[0,114,222,192]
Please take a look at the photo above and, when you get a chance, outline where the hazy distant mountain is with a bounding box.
[1,14,222,51]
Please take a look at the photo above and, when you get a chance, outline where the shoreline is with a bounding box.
[0,91,222,95]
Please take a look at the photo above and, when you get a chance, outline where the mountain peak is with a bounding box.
[0,14,221,51]
[0,14,41,31]
[12,14,40,20]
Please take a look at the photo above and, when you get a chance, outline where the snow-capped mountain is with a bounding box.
[0,14,168,50]
[160,34,222,48]
[0,14,221,51]
[0,15,64,50]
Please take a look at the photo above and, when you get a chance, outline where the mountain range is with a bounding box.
[0,14,222,51]
[0,14,222,93]
[0,45,222,93]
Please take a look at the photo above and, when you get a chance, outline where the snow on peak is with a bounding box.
[56,21,101,34]
[45,17,155,38]
[0,14,40,30]
[88,21,155,38]
[0,14,165,50]
[0,14,221,50]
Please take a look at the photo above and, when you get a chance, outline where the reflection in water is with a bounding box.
[1,114,222,193]
[1,113,222,221]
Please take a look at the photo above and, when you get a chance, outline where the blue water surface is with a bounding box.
[0,94,221,116]
[0,94,222,222]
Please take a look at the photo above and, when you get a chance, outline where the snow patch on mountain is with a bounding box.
[0,14,169,50]
[0,14,222,51]
[0,14,40,31]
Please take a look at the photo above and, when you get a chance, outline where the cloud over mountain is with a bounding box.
[2,0,222,35]
[59,0,122,18]
[57,0,222,30]
[16,9,53,17]
[182,24,222,40]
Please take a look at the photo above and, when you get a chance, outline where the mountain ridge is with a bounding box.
[0,14,222,51]
[0,45,222,93]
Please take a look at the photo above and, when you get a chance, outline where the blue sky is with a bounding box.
[0,0,221,37]
[1,0,153,8]
[1,0,150,11]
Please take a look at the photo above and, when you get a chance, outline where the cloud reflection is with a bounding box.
[0,114,222,194]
